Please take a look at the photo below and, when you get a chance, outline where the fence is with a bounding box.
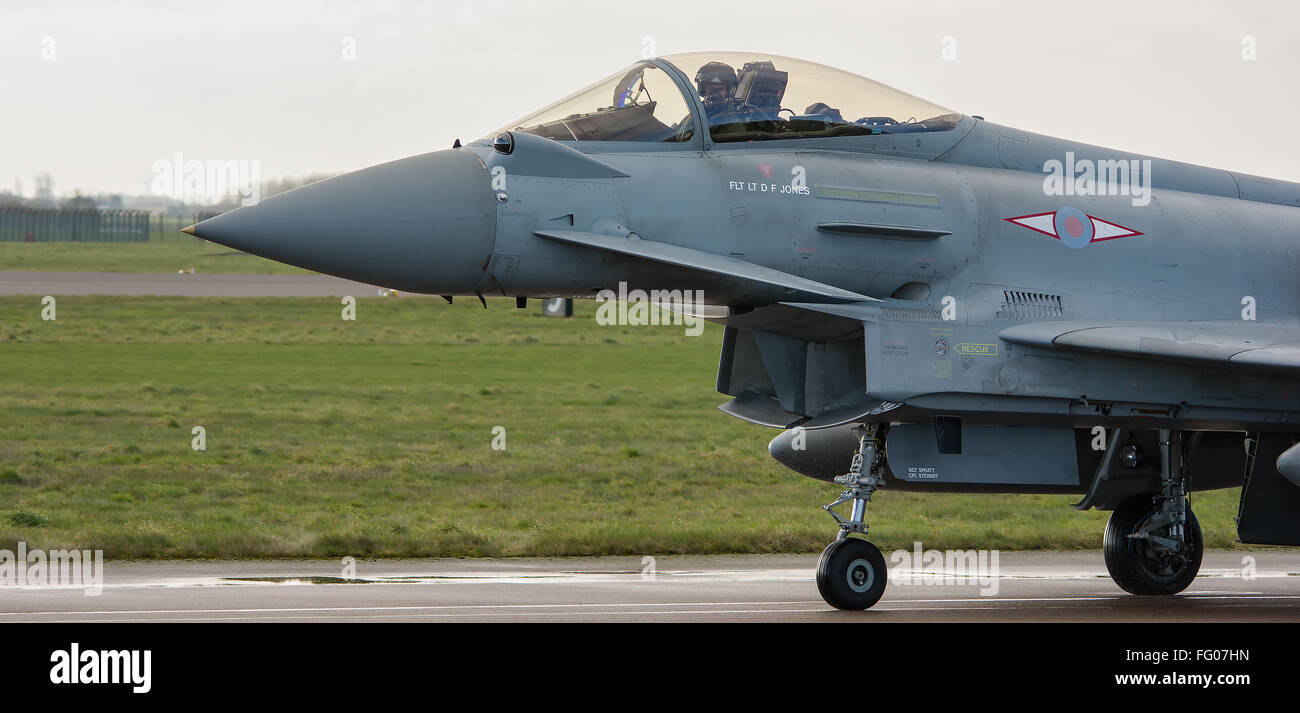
[0,208,152,242]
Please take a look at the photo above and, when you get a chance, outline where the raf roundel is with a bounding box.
[1053,206,1094,249]
[1004,207,1142,249]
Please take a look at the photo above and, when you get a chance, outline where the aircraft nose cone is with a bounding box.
[188,149,495,294]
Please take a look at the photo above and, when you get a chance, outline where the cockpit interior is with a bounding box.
[502,52,962,145]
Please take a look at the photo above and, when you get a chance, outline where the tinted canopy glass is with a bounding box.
[661,51,961,143]
[504,62,695,143]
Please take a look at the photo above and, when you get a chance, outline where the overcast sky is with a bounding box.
[3,0,1299,197]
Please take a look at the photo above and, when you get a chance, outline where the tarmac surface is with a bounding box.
[0,271,393,297]
[1,273,1297,622]
[1,551,1296,622]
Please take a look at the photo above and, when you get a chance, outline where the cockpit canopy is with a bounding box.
[501,52,961,144]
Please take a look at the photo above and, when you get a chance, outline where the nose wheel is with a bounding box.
[817,537,888,610]
[1102,430,1203,595]
[1104,494,1203,595]
[817,424,889,610]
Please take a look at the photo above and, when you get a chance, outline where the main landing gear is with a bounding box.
[1103,430,1204,594]
[816,425,889,610]
[814,425,1205,607]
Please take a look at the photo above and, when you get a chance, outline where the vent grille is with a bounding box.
[879,306,944,322]
[998,291,1064,320]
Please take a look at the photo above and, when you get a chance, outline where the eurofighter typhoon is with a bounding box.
[184,52,1300,609]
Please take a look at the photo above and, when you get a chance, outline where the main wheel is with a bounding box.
[1103,494,1203,595]
[816,537,887,610]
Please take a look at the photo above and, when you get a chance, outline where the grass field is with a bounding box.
[0,236,313,275]
[0,294,1249,559]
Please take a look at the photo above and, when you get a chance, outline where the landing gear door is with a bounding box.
[1237,433,1300,546]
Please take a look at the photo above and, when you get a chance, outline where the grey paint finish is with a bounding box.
[885,424,1080,486]
[184,53,1300,507]
[1276,442,1300,487]
[533,228,873,303]
[1000,321,1300,372]
[196,150,495,295]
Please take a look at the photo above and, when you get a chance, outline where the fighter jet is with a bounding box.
[184,51,1300,610]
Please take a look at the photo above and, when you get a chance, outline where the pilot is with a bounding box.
[694,61,739,118]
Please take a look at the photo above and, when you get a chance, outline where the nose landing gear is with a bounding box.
[1103,430,1204,595]
[816,425,889,610]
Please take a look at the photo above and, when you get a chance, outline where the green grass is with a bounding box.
[0,235,313,275]
[0,295,1249,559]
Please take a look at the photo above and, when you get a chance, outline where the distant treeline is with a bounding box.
[0,172,339,216]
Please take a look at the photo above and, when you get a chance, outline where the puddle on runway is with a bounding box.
[220,571,649,586]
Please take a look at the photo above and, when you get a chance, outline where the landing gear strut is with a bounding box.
[1103,430,1204,595]
[816,425,889,610]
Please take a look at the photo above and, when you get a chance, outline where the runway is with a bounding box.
[0,271,395,297]
[1,551,1296,622]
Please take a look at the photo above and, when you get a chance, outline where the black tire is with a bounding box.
[1103,494,1203,595]
[816,538,888,610]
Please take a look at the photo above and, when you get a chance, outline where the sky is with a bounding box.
[3,0,1299,198]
